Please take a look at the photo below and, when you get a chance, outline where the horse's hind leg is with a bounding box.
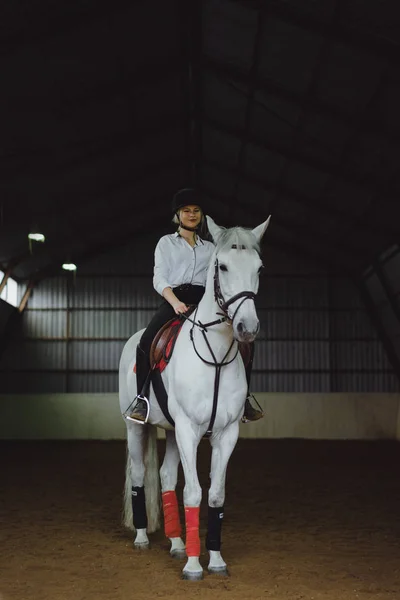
[126,423,150,549]
[160,430,185,559]
[207,422,240,576]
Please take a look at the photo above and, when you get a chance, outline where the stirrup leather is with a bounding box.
[125,394,150,425]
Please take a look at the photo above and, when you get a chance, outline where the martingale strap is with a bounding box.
[187,306,239,438]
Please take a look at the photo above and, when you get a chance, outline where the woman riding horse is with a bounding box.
[127,188,263,424]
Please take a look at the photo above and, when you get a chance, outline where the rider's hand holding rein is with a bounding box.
[173,302,189,315]
[162,286,189,315]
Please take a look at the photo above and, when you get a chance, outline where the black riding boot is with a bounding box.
[126,345,151,423]
[242,343,264,423]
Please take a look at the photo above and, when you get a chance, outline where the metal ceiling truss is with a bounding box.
[203,56,399,144]
[2,113,185,181]
[2,1,140,55]
[234,0,400,66]
[204,114,398,204]
[202,157,397,241]
[29,203,170,283]
[266,0,342,218]
[232,3,265,199]
[3,155,184,240]
[300,69,393,244]
[180,0,203,186]
[198,184,355,273]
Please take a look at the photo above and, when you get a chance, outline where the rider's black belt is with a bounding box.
[173,284,205,292]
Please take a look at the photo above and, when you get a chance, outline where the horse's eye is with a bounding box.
[219,264,228,272]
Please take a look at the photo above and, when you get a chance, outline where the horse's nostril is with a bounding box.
[255,322,260,335]
[237,321,244,333]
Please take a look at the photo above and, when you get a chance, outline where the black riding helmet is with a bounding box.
[171,188,205,215]
[171,188,212,239]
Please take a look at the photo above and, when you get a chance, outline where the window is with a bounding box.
[0,271,18,308]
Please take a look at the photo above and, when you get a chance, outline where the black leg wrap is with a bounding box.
[206,506,224,551]
[131,486,148,530]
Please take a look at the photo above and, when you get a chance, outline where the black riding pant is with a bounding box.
[139,285,206,358]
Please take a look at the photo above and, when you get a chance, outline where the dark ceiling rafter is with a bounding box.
[2,60,182,121]
[2,158,185,274]
[235,0,400,66]
[204,114,400,202]
[0,0,135,55]
[203,56,399,143]
[199,185,359,273]
[180,0,203,186]
[267,0,342,218]
[29,195,173,283]
[306,69,391,243]
[2,113,185,180]
[2,155,185,228]
[232,4,265,200]
[203,156,398,241]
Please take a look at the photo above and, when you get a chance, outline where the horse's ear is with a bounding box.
[206,216,224,244]
[252,216,271,244]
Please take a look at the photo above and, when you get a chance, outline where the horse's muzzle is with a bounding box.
[234,320,260,343]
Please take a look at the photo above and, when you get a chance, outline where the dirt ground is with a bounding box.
[1,439,399,600]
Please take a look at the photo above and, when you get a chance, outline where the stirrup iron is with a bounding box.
[125,394,150,425]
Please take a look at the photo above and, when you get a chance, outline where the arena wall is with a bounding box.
[1,393,399,441]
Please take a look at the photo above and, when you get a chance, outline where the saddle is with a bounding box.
[150,309,252,372]
[150,306,196,372]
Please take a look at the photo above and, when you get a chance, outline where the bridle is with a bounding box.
[213,258,256,325]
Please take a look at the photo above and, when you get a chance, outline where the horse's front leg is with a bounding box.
[207,421,240,576]
[175,417,203,580]
[160,430,186,559]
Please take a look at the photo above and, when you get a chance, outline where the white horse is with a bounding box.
[119,215,270,580]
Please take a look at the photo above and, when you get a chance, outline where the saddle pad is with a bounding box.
[152,318,183,373]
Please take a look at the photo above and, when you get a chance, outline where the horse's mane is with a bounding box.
[214,226,260,254]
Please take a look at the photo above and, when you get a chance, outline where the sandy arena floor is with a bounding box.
[1,439,400,600]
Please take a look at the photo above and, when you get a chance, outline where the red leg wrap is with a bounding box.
[162,491,182,539]
[185,506,200,557]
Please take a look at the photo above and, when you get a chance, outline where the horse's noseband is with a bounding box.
[213,259,256,322]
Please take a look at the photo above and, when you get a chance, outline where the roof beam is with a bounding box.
[302,69,392,244]
[2,113,185,177]
[3,155,184,227]
[199,185,358,274]
[234,0,400,66]
[3,158,184,275]
[202,157,398,240]
[204,114,399,204]
[30,200,171,283]
[232,5,265,199]
[203,56,399,142]
[2,2,140,55]
[267,1,341,217]
[180,0,203,186]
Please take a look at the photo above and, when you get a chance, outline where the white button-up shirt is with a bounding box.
[153,232,215,296]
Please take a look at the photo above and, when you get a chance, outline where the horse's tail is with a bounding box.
[122,424,161,533]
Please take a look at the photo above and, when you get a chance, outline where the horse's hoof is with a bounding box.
[134,542,150,550]
[182,570,203,581]
[171,549,186,560]
[208,566,229,577]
